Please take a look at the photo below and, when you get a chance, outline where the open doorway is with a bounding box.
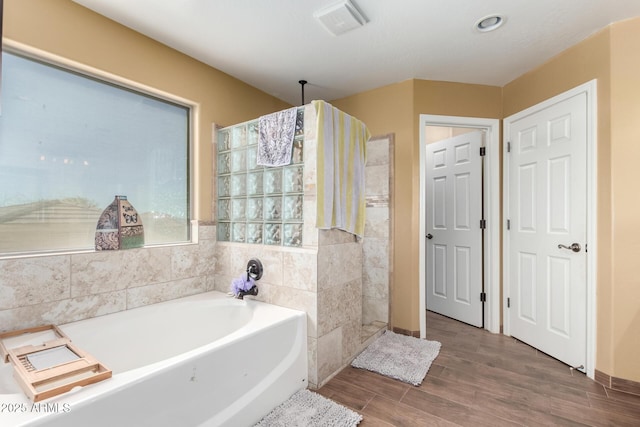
[419,115,500,337]
[425,127,485,327]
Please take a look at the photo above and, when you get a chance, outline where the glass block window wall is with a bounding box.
[216,109,304,246]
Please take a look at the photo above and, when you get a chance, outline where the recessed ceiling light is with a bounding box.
[475,15,505,33]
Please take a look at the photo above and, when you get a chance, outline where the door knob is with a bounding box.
[558,243,581,252]
[426,233,433,240]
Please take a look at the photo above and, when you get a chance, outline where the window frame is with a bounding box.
[0,40,198,258]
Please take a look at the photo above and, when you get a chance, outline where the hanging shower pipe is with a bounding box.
[299,80,307,105]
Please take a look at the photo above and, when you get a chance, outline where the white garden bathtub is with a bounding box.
[0,291,308,427]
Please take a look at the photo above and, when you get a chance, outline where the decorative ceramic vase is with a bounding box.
[95,195,144,250]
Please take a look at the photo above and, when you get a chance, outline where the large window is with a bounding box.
[0,51,191,255]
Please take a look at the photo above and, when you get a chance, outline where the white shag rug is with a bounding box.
[351,330,441,386]
[254,389,362,427]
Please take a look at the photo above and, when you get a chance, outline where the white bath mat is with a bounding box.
[351,330,441,386]
[254,389,362,427]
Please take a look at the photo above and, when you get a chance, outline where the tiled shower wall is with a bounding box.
[363,135,392,327]
[316,230,363,385]
[0,223,217,334]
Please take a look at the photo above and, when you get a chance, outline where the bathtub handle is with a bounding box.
[247,258,263,281]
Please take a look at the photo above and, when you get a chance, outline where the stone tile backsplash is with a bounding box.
[0,256,71,310]
[0,224,217,334]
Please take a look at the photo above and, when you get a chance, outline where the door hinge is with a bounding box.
[480,219,487,229]
[507,141,511,153]
[480,146,486,156]
[480,292,487,302]
[506,219,511,230]
[507,297,511,308]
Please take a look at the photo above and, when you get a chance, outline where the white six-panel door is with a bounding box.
[505,92,588,369]
[426,131,483,327]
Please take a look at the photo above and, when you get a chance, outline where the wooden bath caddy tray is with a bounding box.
[0,325,112,402]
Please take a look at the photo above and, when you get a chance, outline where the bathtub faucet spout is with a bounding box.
[237,285,258,300]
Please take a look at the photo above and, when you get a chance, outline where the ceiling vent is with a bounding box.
[314,0,368,36]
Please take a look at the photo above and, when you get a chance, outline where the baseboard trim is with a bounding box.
[392,327,420,338]
[595,369,640,396]
[594,370,610,388]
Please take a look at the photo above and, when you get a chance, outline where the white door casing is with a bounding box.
[425,131,484,327]
[419,115,501,337]
[504,81,597,374]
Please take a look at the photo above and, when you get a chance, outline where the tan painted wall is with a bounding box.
[4,0,290,221]
[414,80,503,119]
[333,80,502,331]
[609,18,640,382]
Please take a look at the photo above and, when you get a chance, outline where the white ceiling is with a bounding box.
[72,0,640,106]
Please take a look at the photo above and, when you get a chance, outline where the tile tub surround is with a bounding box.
[0,223,217,334]
[213,241,320,386]
[213,234,368,389]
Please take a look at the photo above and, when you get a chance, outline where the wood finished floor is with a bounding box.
[318,311,640,426]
